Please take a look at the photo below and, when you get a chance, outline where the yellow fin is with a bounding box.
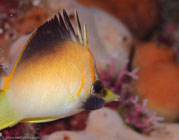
[0,90,23,130]
[22,117,58,123]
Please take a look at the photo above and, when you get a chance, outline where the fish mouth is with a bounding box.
[83,96,105,110]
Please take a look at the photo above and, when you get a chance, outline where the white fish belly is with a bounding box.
[7,77,86,118]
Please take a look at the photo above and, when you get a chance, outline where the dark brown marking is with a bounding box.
[19,10,78,62]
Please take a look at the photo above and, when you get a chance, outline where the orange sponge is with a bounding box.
[133,42,179,122]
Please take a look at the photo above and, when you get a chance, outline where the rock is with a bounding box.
[77,0,160,39]
[43,108,179,140]
[133,42,179,121]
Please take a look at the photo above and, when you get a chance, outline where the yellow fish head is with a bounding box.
[83,80,119,110]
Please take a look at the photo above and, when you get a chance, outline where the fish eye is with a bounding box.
[91,80,104,94]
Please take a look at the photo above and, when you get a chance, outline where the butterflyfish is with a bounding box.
[0,10,118,130]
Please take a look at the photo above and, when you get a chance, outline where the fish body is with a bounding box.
[8,42,95,118]
[0,10,118,130]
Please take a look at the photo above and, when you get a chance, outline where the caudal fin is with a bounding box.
[0,90,23,130]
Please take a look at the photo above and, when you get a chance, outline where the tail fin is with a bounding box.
[0,90,23,130]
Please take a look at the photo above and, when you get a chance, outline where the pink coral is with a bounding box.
[100,60,163,133]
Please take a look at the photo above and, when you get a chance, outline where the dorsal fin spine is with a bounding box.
[75,9,83,44]
[83,24,88,48]
[63,10,78,41]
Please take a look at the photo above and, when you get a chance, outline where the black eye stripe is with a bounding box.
[83,96,105,110]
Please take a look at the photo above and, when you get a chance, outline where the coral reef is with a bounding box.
[0,0,179,139]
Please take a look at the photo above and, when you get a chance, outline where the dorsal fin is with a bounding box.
[1,10,89,90]
[20,9,88,60]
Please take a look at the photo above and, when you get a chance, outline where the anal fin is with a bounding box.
[22,117,58,123]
